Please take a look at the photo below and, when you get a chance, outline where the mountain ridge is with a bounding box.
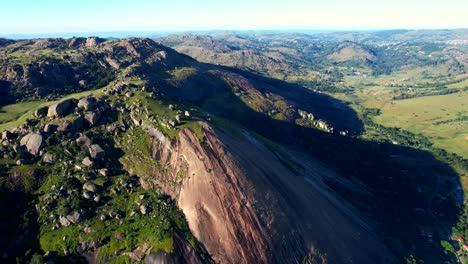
[0,36,463,263]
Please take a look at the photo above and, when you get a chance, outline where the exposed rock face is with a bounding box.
[19,133,44,156]
[138,123,393,264]
[47,99,76,118]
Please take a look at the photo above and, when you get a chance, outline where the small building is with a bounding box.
[463,244,468,251]
[458,236,464,243]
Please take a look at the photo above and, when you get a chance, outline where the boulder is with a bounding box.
[57,121,71,132]
[59,216,71,227]
[98,168,109,177]
[66,211,81,224]
[126,243,152,261]
[76,240,97,254]
[76,134,91,147]
[12,144,21,153]
[47,99,76,118]
[84,109,101,125]
[43,124,56,133]
[144,251,179,264]
[140,205,148,215]
[71,116,84,132]
[89,144,105,160]
[34,107,48,118]
[19,133,44,156]
[43,153,55,164]
[83,182,98,193]
[82,157,93,167]
[82,191,92,199]
[77,97,97,111]
[1,131,14,140]
[57,116,84,132]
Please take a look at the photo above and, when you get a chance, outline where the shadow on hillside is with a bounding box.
[156,64,463,262]
[0,80,13,106]
[216,65,365,134]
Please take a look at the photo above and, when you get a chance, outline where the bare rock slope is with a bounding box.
[134,122,394,264]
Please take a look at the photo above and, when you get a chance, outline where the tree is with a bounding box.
[441,240,455,254]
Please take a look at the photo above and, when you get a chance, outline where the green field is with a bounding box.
[0,88,106,132]
[374,91,468,158]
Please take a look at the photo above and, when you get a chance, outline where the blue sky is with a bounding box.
[1,0,467,33]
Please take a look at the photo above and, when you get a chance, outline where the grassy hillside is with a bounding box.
[375,91,467,158]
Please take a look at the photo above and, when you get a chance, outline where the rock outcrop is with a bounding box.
[136,123,393,264]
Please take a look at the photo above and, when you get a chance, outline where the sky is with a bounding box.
[0,0,467,34]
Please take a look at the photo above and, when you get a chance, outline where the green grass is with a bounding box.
[0,87,106,132]
[374,90,468,158]
[37,167,191,261]
[125,91,205,141]
[335,71,468,159]
[0,100,44,128]
[116,127,164,178]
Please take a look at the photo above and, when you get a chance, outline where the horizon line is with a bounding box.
[1,26,467,37]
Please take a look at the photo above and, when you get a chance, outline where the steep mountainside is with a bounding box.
[0,37,463,263]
